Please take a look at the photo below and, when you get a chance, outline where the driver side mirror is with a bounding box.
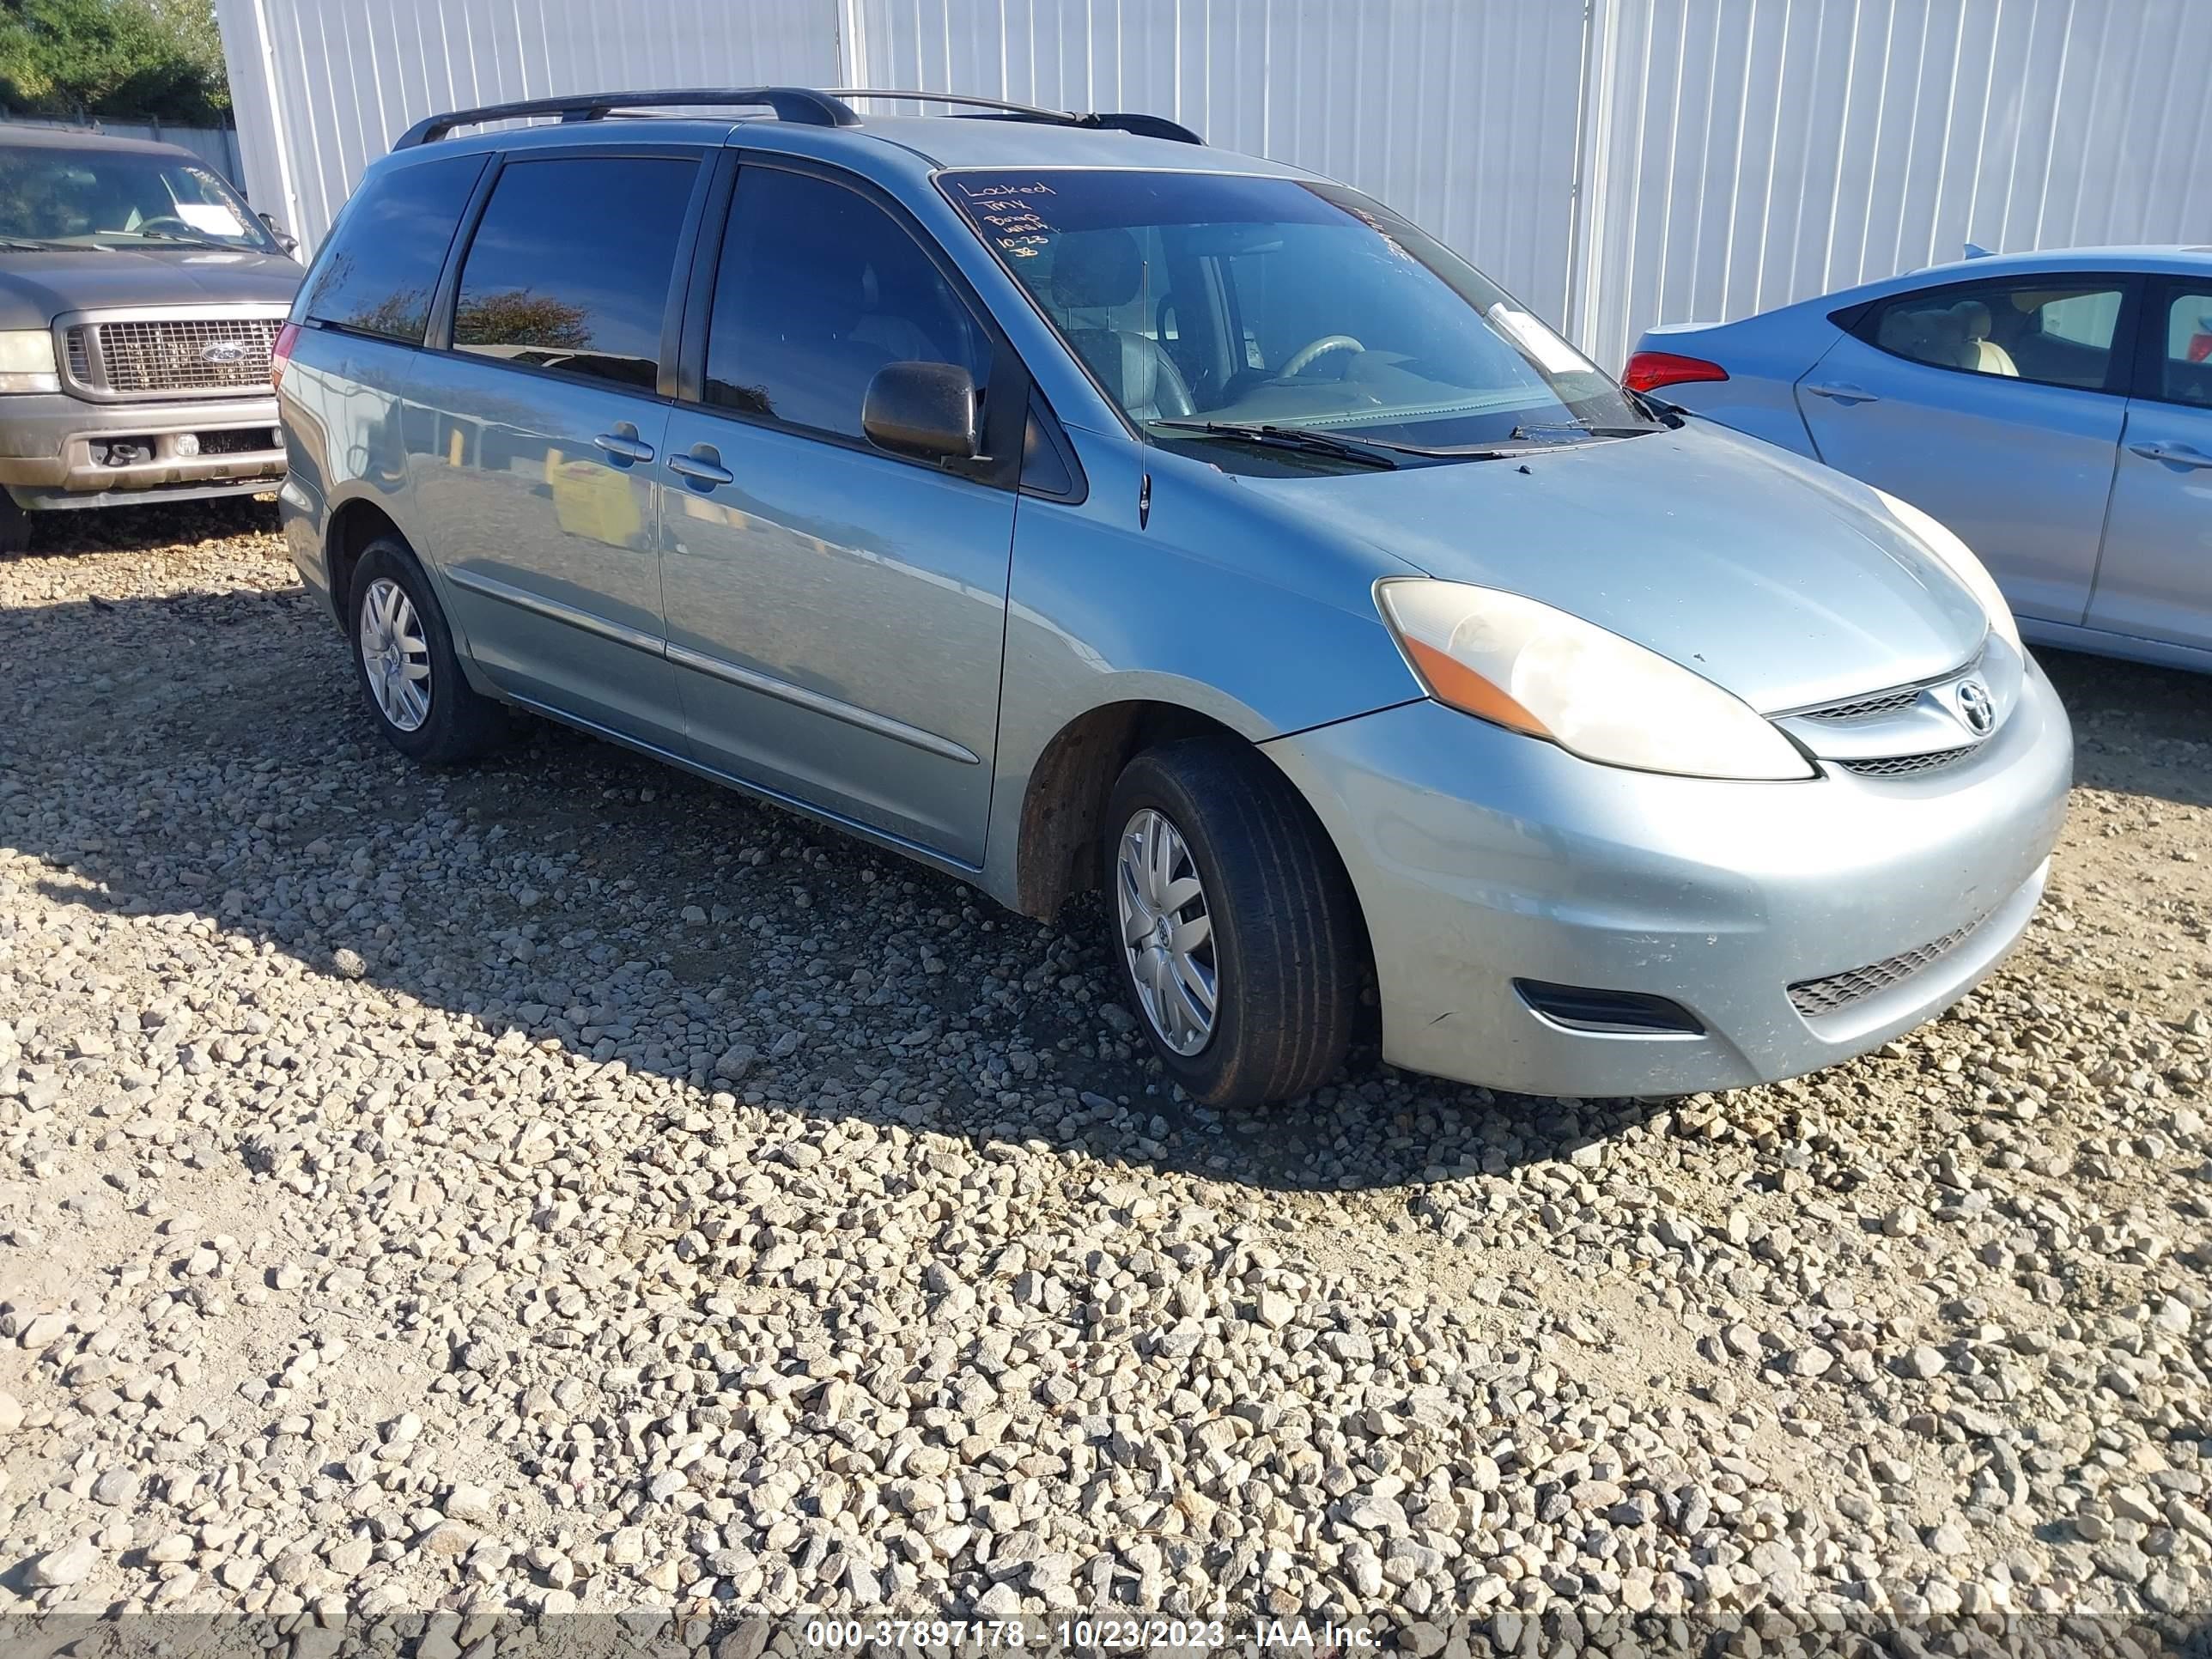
[863,362,980,464]
[258,211,298,255]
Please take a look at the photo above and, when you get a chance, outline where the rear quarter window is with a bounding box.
[301,155,484,344]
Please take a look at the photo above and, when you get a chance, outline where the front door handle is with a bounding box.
[1803,380,1879,405]
[2129,439,2212,470]
[668,445,733,487]
[592,425,654,465]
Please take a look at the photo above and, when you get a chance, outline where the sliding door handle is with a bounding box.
[668,446,733,487]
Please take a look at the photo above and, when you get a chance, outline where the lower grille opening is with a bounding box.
[1516,981,1705,1036]
[1787,913,1988,1020]
[196,427,280,456]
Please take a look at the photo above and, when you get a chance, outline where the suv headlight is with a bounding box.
[0,329,58,392]
[1376,579,1814,781]
[1873,488,2021,653]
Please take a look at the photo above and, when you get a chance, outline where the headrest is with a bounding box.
[1051,228,1145,309]
[1951,300,1993,338]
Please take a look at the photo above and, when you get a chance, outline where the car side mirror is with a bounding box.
[863,362,980,464]
[258,211,298,254]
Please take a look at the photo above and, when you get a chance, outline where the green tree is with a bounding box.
[0,0,231,127]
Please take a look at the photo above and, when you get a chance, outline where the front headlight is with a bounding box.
[1873,488,2021,653]
[1376,579,1815,781]
[0,329,58,392]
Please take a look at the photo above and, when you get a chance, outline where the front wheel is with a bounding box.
[347,538,506,765]
[0,493,32,556]
[1103,738,1361,1108]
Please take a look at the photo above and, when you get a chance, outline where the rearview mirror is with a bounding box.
[863,362,980,464]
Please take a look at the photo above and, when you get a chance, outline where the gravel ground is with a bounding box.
[0,502,2208,1645]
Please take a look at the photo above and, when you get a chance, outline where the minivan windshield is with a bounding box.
[943,167,1650,459]
[0,144,276,252]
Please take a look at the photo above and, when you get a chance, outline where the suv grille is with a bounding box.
[65,317,279,396]
[1787,914,1987,1019]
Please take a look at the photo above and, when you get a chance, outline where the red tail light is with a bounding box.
[1623,349,1729,394]
[270,321,300,392]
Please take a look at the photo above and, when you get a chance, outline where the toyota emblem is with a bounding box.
[1954,678,1995,735]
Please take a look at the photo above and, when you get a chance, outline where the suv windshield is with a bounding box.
[943,167,1650,457]
[0,144,276,252]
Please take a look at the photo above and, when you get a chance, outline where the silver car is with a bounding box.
[1628,246,2212,674]
[276,88,2071,1108]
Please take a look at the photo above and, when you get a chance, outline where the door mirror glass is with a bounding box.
[258,210,298,254]
[863,361,980,462]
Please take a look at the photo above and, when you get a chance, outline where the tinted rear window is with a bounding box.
[302,155,483,343]
[452,155,696,391]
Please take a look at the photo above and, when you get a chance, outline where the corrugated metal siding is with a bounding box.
[215,0,837,250]
[842,0,1592,326]
[1571,0,2212,367]
[215,0,2212,362]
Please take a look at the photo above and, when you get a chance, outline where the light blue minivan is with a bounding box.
[276,88,2071,1108]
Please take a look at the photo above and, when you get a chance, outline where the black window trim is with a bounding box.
[673,149,1036,495]
[2129,272,2212,408]
[300,150,490,349]
[422,140,716,401]
[1839,270,2146,399]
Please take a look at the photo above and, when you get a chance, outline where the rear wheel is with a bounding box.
[347,538,505,765]
[1103,738,1360,1107]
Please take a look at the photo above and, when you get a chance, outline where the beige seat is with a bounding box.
[1952,300,2018,376]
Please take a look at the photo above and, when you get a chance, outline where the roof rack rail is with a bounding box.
[824,88,1204,145]
[394,87,860,148]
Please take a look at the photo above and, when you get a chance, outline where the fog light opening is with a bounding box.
[1515,980,1706,1036]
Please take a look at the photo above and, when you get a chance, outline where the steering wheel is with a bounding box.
[1280,334,1365,376]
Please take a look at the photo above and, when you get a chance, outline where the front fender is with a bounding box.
[983,434,1422,903]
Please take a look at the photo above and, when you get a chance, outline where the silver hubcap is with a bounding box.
[1115,807,1217,1056]
[358,576,431,732]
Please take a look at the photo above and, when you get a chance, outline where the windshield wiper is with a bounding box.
[128,229,236,250]
[0,237,78,252]
[1509,419,1664,442]
[1149,421,1402,469]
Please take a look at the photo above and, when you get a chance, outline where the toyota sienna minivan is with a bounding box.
[276,88,2072,1109]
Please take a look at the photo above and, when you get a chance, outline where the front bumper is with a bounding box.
[1262,658,2073,1098]
[0,391,285,505]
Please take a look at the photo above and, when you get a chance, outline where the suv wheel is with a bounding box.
[1103,738,1360,1107]
[0,494,31,556]
[347,538,505,764]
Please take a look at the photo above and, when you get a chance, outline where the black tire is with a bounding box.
[1103,737,1361,1108]
[346,538,506,765]
[0,492,32,556]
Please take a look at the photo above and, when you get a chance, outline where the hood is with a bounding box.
[1246,421,1989,712]
[0,247,302,326]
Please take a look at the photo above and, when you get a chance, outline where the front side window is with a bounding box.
[706,167,987,441]
[1860,279,2124,392]
[453,155,697,391]
[941,167,1647,463]
[302,155,482,343]
[2154,285,2212,407]
[0,143,277,252]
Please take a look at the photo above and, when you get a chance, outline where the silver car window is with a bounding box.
[941,167,1646,453]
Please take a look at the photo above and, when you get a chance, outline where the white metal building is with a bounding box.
[214,0,2212,368]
